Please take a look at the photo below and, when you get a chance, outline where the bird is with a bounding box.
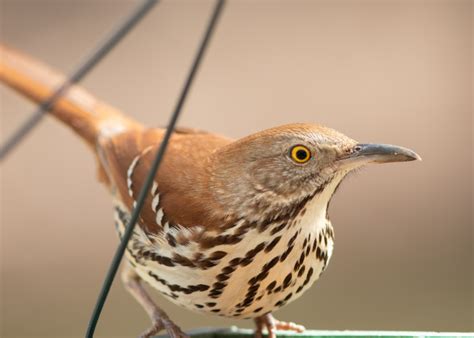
[0,44,421,338]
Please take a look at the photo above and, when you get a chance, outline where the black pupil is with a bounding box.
[296,149,308,160]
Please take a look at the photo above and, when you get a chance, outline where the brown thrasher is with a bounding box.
[0,45,420,338]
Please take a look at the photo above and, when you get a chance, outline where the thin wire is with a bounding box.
[0,0,158,162]
[84,1,226,337]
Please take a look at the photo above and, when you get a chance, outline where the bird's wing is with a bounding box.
[98,128,233,234]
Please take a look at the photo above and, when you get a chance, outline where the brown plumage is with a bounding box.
[0,44,420,338]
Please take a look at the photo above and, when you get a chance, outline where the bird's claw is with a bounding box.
[274,319,305,332]
[254,313,305,338]
[139,316,189,338]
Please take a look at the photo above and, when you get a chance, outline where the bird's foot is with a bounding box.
[254,313,305,338]
[139,313,189,338]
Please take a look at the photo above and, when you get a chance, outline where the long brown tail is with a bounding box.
[0,44,142,149]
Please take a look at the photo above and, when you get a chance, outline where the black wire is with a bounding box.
[84,1,226,337]
[0,0,158,162]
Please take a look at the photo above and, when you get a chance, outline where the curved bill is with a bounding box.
[337,143,421,169]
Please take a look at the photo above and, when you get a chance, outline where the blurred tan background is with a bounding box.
[0,0,472,337]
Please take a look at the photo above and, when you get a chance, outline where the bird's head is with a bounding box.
[210,123,420,223]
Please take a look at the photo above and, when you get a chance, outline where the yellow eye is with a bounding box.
[290,145,311,163]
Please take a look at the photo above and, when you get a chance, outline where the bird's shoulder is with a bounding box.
[98,127,233,234]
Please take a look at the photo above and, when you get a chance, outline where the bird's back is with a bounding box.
[98,127,233,233]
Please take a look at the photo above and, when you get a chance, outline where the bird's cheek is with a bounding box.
[317,165,335,178]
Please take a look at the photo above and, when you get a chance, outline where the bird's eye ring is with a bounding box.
[290,145,311,164]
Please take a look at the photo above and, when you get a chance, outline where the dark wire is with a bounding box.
[84,1,226,337]
[0,0,158,162]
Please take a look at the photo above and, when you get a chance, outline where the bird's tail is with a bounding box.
[0,44,142,149]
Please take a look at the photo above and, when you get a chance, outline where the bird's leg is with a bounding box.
[121,263,189,338]
[254,313,305,338]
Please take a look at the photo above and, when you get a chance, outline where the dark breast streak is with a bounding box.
[112,177,336,318]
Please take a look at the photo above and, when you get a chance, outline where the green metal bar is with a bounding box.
[154,328,474,338]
